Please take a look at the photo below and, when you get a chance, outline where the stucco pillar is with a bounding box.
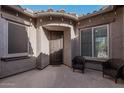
[64,29,71,67]
[36,26,50,69]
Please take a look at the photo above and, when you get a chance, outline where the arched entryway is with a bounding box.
[43,24,71,67]
[49,31,64,65]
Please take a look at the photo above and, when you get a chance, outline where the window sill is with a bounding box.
[84,56,109,63]
[1,56,30,62]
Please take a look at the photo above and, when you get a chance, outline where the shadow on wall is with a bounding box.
[36,28,50,69]
[8,22,34,56]
[36,28,65,69]
[36,46,64,69]
[7,21,36,56]
[50,49,63,65]
[36,53,49,69]
[0,18,37,78]
[71,26,80,59]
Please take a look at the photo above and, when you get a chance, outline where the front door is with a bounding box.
[50,31,63,65]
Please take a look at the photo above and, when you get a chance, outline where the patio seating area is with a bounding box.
[72,57,124,83]
[0,65,124,88]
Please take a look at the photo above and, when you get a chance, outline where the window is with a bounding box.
[7,22,29,57]
[81,28,92,57]
[81,25,109,58]
[94,26,108,58]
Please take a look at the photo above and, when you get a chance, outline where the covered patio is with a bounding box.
[0,65,124,88]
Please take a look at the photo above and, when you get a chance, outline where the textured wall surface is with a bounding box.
[109,8,123,59]
[0,11,37,78]
[78,7,124,60]
[0,57,36,78]
[36,17,77,68]
[1,6,124,78]
[78,7,124,70]
[36,26,50,69]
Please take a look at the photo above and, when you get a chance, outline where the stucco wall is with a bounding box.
[0,57,36,78]
[36,25,50,69]
[0,11,37,78]
[36,17,78,67]
[78,7,124,60]
[77,6,124,70]
[64,30,71,66]
[109,7,123,59]
[71,26,80,59]
[1,5,124,77]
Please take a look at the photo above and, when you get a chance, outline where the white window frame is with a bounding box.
[80,24,109,58]
[2,20,29,58]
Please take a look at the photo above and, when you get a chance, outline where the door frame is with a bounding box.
[49,31,64,65]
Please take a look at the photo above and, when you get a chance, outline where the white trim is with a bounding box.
[92,27,94,57]
[92,24,108,29]
[93,24,109,58]
[107,24,110,58]
[3,21,30,58]
[80,28,82,56]
[80,24,109,58]
[3,19,8,58]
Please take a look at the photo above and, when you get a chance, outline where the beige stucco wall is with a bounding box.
[1,5,124,77]
[64,30,71,66]
[77,6,124,70]
[0,10,37,78]
[109,7,123,59]
[78,6,124,60]
[28,23,37,57]
[0,7,79,73]
[36,17,78,68]
[36,25,50,69]
[0,17,6,57]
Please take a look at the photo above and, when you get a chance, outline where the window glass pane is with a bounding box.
[8,23,28,54]
[81,28,92,57]
[94,26,108,58]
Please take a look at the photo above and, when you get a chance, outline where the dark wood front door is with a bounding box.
[50,31,63,65]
